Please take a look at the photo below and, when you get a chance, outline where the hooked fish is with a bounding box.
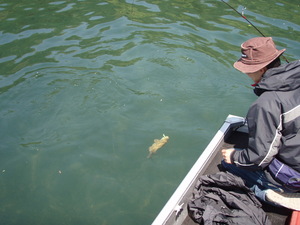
[147,134,169,158]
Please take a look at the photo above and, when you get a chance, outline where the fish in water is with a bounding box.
[147,134,169,158]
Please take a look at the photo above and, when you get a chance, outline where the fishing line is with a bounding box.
[221,0,265,37]
[221,0,289,63]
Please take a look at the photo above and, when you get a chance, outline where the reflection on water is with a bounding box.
[0,0,299,224]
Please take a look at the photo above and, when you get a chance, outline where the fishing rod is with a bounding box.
[221,0,289,63]
[221,0,265,37]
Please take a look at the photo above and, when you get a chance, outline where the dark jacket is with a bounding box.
[231,60,300,172]
[188,172,271,225]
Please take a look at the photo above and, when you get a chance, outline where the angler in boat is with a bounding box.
[221,37,300,210]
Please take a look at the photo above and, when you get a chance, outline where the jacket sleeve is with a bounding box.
[232,92,282,170]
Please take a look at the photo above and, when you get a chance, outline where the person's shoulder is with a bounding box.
[250,91,280,111]
[256,90,278,102]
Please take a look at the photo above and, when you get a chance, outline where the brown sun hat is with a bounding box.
[233,37,286,73]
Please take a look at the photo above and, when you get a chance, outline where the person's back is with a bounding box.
[248,60,300,172]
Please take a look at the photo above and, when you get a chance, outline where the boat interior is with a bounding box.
[182,126,292,225]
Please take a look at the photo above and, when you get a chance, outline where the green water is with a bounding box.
[0,0,299,224]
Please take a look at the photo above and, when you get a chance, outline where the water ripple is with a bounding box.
[0,1,299,224]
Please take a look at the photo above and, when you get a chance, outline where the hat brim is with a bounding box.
[233,49,286,73]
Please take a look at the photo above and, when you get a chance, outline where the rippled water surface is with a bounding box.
[0,0,299,224]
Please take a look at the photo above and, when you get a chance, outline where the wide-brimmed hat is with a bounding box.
[234,37,285,73]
